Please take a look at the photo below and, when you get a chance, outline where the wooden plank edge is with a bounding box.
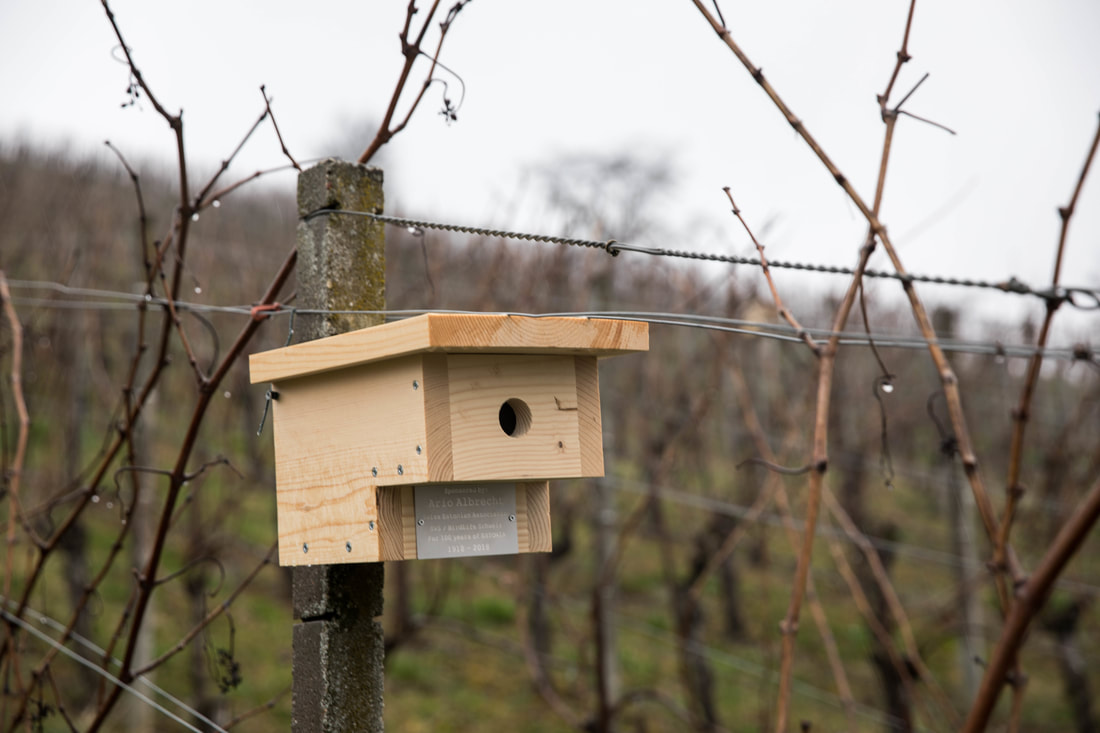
[249,314,648,384]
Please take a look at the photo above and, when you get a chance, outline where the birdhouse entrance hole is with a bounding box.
[499,398,532,437]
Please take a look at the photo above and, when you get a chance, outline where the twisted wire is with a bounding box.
[304,209,1100,309]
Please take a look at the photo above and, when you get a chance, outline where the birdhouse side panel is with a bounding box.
[516,481,552,552]
[446,354,585,481]
[422,354,454,483]
[270,356,430,565]
[574,356,603,476]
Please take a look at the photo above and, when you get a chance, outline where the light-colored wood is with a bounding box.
[422,354,453,483]
[377,486,402,561]
[518,481,552,553]
[256,313,648,565]
[272,356,429,566]
[574,356,603,477]
[250,313,649,384]
[399,485,417,557]
[377,486,418,561]
[446,354,582,481]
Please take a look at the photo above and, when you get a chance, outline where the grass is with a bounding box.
[6,443,1094,732]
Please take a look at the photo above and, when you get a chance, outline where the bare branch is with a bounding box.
[878,0,917,106]
[357,1,471,164]
[963,475,1100,732]
[131,544,275,678]
[224,686,290,730]
[0,272,32,706]
[723,187,820,355]
[104,141,151,276]
[193,105,270,209]
[999,112,1100,576]
[260,85,301,172]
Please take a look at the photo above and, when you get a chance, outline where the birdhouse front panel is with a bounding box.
[250,313,648,565]
[444,353,600,482]
[270,355,432,565]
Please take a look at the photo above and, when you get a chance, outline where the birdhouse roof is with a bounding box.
[249,313,648,383]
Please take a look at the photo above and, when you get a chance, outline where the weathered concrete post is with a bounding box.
[293,159,386,733]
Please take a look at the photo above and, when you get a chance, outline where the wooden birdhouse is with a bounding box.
[249,313,648,565]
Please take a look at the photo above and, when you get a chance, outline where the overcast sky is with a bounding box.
[2,1,1098,340]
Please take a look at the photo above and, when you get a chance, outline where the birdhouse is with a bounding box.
[249,313,648,565]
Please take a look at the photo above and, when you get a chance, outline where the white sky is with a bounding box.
[2,1,1098,341]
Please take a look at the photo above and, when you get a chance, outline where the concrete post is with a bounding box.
[292,159,386,733]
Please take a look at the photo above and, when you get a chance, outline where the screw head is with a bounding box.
[302,543,309,553]
[412,380,419,390]
[416,445,422,455]
[368,521,375,531]
[417,518,425,526]
[509,514,516,522]
[371,467,378,477]
[397,465,404,475]
[345,542,352,552]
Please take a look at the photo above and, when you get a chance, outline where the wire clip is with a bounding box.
[250,303,282,321]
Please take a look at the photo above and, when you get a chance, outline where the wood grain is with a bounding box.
[378,486,417,561]
[447,354,583,481]
[518,481,552,553]
[272,356,428,565]
[574,356,603,476]
[422,354,453,483]
[250,313,648,383]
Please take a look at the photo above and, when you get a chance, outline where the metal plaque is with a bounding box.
[414,483,519,559]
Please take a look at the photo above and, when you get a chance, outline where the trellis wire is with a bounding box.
[303,209,1100,309]
[0,606,220,733]
[5,282,1096,363]
[0,598,227,732]
[602,475,1100,598]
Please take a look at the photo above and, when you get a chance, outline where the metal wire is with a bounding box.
[616,614,909,730]
[5,283,1096,362]
[277,308,1097,362]
[602,475,1100,597]
[0,598,227,731]
[303,209,1100,309]
[0,607,219,732]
